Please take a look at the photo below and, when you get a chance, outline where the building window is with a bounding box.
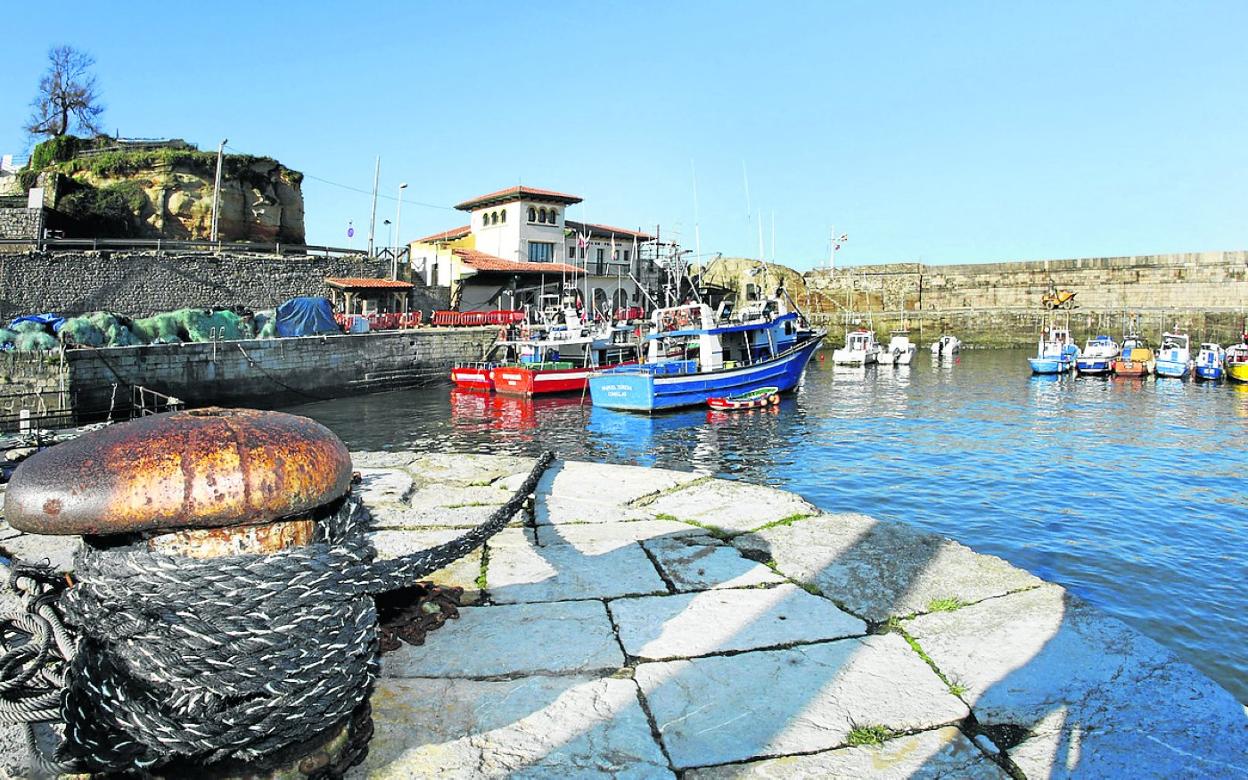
[540,208,549,224]
[549,209,558,224]
[529,241,554,262]
[623,250,630,263]
[567,244,576,259]
[613,249,619,261]
[490,212,498,226]
[528,207,537,222]
[596,248,604,262]
[500,209,506,223]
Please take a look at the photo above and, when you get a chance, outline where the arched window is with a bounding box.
[549,209,558,224]
[491,212,499,225]
[528,207,537,222]
[539,208,548,224]
[499,209,506,223]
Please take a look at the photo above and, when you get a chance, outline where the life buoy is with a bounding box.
[497,327,508,342]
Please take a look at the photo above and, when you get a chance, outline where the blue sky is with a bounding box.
[1,1,1244,268]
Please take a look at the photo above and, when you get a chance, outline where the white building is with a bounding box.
[411,185,668,315]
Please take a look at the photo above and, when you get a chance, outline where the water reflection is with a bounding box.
[283,348,1248,703]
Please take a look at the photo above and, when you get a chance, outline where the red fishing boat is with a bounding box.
[490,327,639,396]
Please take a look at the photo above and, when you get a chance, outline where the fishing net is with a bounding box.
[58,317,107,348]
[254,311,278,339]
[131,314,183,344]
[174,309,252,342]
[0,329,17,349]
[11,320,50,335]
[105,323,141,347]
[15,331,58,351]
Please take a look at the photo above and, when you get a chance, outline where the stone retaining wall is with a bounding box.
[0,250,449,319]
[0,350,70,430]
[0,208,44,242]
[63,328,494,413]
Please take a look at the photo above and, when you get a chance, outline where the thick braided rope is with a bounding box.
[47,450,553,772]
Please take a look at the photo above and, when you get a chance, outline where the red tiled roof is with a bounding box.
[414,224,471,243]
[453,248,583,275]
[565,220,654,241]
[455,186,583,211]
[325,277,413,289]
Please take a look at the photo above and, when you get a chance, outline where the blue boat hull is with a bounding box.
[1155,360,1190,378]
[590,335,824,412]
[1075,358,1113,375]
[1195,364,1223,380]
[1029,357,1073,374]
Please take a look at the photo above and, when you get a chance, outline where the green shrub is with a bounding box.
[29,135,84,170]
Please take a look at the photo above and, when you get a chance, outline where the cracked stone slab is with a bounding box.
[535,495,657,525]
[410,453,536,486]
[355,468,415,506]
[906,584,1248,778]
[0,532,80,572]
[407,483,513,511]
[369,502,519,530]
[537,519,710,549]
[383,600,623,678]
[643,536,786,592]
[369,529,484,604]
[537,460,704,506]
[487,538,667,604]
[684,726,1007,779]
[646,479,816,533]
[635,634,968,769]
[734,514,1042,622]
[356,676,672,779]
[611,584,865,660]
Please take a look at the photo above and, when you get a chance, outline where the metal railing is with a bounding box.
[0,236,369,257]
[131,385,184,417]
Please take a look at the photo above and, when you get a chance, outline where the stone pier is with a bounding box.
[2,453,1245,778]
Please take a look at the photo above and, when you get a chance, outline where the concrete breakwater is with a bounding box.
[2,451,1243,777]
[57,328,494,414]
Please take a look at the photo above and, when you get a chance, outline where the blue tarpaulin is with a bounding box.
[274,297,339,338]
[9,314,66,333]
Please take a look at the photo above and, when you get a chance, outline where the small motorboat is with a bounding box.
[1194,343,1225,381]
[1154,331,1192,378]
[707,386,781,411]
[1075,335,1119,376]
[880,331,917,366]
[1028,326,1079,374]
[832,329,880,366]
[1113,332,1154,377]
[1224,334,1248,383]
[930,334,960,359]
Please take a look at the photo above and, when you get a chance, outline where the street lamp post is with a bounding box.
[393,182,408,280]
[210,138,228,243]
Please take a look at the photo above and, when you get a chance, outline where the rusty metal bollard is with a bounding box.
[5,407,370,777]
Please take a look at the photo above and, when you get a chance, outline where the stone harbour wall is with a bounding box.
[0,208,44,242]
[0,251,449,320]
[63,327,494,413]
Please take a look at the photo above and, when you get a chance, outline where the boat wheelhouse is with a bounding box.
[588,301,824,412]
[930,334,960,359]
[881,331,917,366]
[832,329,880,366]
[1113,331,1154,377]
[1075,335,1119,376]
[1194,343,1225,381]
[1155,332,1192,378]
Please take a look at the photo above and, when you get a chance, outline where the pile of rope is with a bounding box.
[0,450,554,775]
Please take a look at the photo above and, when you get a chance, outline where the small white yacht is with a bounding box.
[832,329,880,366]
[930,334,960,359]
[879,331,917,366]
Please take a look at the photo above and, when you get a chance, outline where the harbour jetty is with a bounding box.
[3,451,1243,777]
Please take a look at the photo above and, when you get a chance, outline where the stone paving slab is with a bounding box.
[534,495,657,525]
[357,676,671,779]
[635,634,969,768]
[487,538,667,604]
[905,584,1248,778]
[642,536,786,592]
[734,513,1043,622]
[0,532,80,572]
[354,468,416,506]
[409,452,536,487]
[646,479,817,533]
[536,460,705,506]
[611,584,866,661]
[348,450,419,470]
[536,519,710,549]
[383,600,623,678]
[369,529,484,604]
[369,502,510,529]
[684,726,1007,779]
[407,483,512,511]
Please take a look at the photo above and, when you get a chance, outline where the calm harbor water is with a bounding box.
[283,348,1248,703]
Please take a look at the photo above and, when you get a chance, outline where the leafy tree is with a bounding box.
[25,46,104,138]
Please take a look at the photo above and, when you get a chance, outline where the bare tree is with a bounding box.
[25,46,105,138]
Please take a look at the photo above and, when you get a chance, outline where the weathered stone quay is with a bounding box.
[2,453,1245,778]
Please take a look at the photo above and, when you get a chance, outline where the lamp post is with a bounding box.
[393,182,408,280]
[210,138,228,243]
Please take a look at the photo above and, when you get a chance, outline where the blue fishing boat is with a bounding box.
[1194,343,1224,381]
[1028,324,1080,374]
[1154,331,1192,378]
[588,300,825,412]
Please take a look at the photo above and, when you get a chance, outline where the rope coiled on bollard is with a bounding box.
[0,449,555,774]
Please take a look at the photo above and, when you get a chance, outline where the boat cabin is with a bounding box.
[643,302,800,373]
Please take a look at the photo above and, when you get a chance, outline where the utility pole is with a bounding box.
[210,139,228,243]
[367,156,380,257]
[393,182,408,280]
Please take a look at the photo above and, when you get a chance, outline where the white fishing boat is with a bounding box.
[1075,335,1119,375]
[879,331,917,366]
[930,334,960,359]
[832,329,880,366]
[1155,331,1192,378]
